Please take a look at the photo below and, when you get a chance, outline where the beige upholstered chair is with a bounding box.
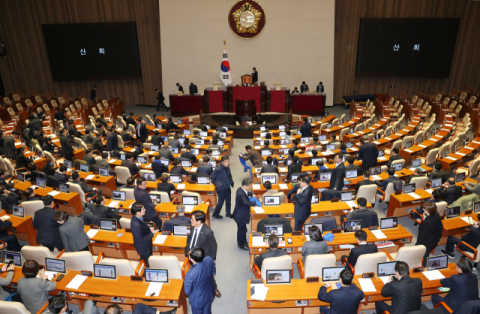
[259,255,292,280]
[115,166,132,185]
[410,176,428,190]
[21,200,44,219]
[388,245,426,268]
[21,246,60,265]
[119,217,131,229]
[357,185,377,204]
[62,252,96,272]
[0,301,35,314]
[148,256,187,279]
[298,254,336,279]
[351,252,387,275]
[100,258,142,276]
[120,187,135,200]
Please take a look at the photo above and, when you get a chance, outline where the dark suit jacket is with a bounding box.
[252,71,258,83]
[150,135,164,146]
[196,164,213,176]
[318,283,364,314]
[439,185,462,205]
[120,131,132,144]
[375,176,402,192]
[156,182,176,200]
[460,226,480,249]
[189,84,198,95]
[54,172,69,184]
[83,134,95,145]
[386,154,402,168]
[3,136,16,159]
[107,132,119,151]
[293,185,314,222]
[287,162,303,181]
[254,249,288,270]
[429,170,450,184]
[300,84,309,93]
[89,88,96,101]
[233,188,257,225]
[416,212,443,251]
[170,166,189,176]
[133,148,144,159]
[345,164,364,177]
[347,243,378,267]
[355,179,376,193]
[133,303,156,314]
[126,116,136,127]
[257,217,293,234]
[60,135,73,155]
[180,152,197,163]
[135,123,148,143]
[167,121,178,131]
[162,215,191,232]
[133,187,159,223]
[83,155,96,167]
[321,189,341,201]
[300,122,312,137]
[330,163,346,190]
[316,85,324,93]
[131,216,154,256]
[0,177,14,190]
[27,119,42,137]
[261,164,278,174]
[54,110,66,121]
[159,148,174,161]
[42,164,55,177]
[346,208,379,228]
[210,164,233,192]
[90,204,120,222]
[91,137,104,152]
[439,273,479,312]
[121,159,140,176]
[0,192,20,211]
[151,161,169,178]
[33,206,64,250]
[381,275,423,314]
[184,224,217,260]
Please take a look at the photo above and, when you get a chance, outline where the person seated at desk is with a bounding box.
[263,180,279,197]
[375,167,401,192]
[300,117,312,137]
[240,145,263,167]
[15,146,35,173]
[46,295,99,314]
[163,205,192,233]
[315,160,329,173]
[341,230,378,268]
[190,130,201,140]
[96,114,108,128]
[168,134,183,149]
[152,158,169,179]
[157,173,176,200]
[442,213,480,258]
[301,225,328,264]
[330,134,340,145]
[83,149,97,168]
[0,170,14,190]
[209,138,224,152]
[159,144,175,161]
[463,179,480,198]
[90,195,121,223]
[292,87,300,94]
[150,130,164,146]
[409,189,442,225]
[42,137,57,154]
[340,144,347,153]
[307,149,320,165]
[131,303,177,314]
[170,159,190,176]
[201,149,214,163]
[54,165,69,184]
[345,197,378,228]
[386,147,402,168]
[0,212,21,251]
[375,261,423,314]
[119,126,133,144]
[300,81,309,93]
[95,152,112,173]
[126,111,136,126]
[0,186,20,211]
[0,262,15,300]
[83,128,95,145]
[197,156,213,176]
[67,120,80,137]
[181,144,197,163]
[406,167,424,184]
[22,187,40,202]
[261,156,278,174]
[283,129,294,140]
[287,156,303,181]
[345,155,363,176]
[320,188,341,201]
[265,132,272,140]
[70,171,99,199]
[91,131,106,152]
[133,141,145,159]
[216,122,227,133]
[354,170,375,194]
[254,234,288,270]
[318,268,364,314]
[438,177,462,205]
[431,258,479,312]
[121,153,141,177]
[122,177,137,189]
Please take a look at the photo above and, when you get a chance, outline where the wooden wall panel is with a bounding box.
[334,0,480,104]
[0,0,162,106]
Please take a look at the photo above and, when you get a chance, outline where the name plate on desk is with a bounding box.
[306,277,319,283]
[251,278,263,284]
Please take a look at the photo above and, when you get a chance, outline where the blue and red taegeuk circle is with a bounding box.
[221,61,230,72]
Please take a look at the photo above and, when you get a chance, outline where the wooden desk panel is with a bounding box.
[0,209,37,246]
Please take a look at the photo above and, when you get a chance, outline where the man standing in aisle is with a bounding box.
[184,248,216,314]
[135,117,148,143]
[251,67,258,84]
[176,83,184,93]
[131,202,158,267]
[155,88,166,111]
[358,138,378,172]
[233,178,261,250]
[293,175,314,231]
[189,83,198,95]
[90,85,97,102]
[210,156,233,219]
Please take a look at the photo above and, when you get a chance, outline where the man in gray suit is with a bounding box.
[46,295,98,314]
[83,129,95,145]
[169,135,183,149]
[159,144,175,161]
[95,152,112,173]
[240,145,263,167]
[345,197,378,229]
[209,138,224,152]
[0,262,15,300]
[121,153,141,177]
[82,149,97,167]
[197,156,214,176]
[263,180,280,197]
[261,156,278,174]
[91,131,105,152]
[463,180,480,197]
[254,234,288,270]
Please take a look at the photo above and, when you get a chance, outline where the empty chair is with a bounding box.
[352,252,387,275]
[402,136,414,149]
[115,166,132,185]
[455,158,480,177]
[148,255,189,279]
[61,251,96,272]
[356,185,377,204]
[100,258,143,277]
[120,188,135,200]
[419,148,439,166]
[21,200,44,219]
[298,253,336,279]
[410,176,428,190]
[0,301,36,314]
[119,218,131,230]
[21,246,61,265]
[388,245,426,269]
[67,182,97,205]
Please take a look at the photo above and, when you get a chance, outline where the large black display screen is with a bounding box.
[355,18,460,77]
[42,22,142,81]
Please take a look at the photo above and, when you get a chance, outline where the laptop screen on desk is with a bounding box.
[377,262,397,277]
[12,205,24,218]
[182,196,198,205]
[200,131,208,137]
[170,175,182,183]
[322,267,345,282]
[94,264,116,279]
[412,159,421,168]
[474,201,480,213]
[427,255,448,271]
[145,269,168,283]
[264,224,284,236]
[100,219,117,231]
[380,217,398,229]
[455,172,465,182]
[326,144,335,151]
[346,170,357,179]
[311,194,319,204]
[137,156,147,164]
[262,175,277,184]
[197,176,210,185]
[446,206,460,219]
[304,223,323,234]
[17,173,25,182]
[191,148,199,155]
[46,258,66,273]
[345,142,353,148]
[266,270,291,284]
[318,135,327,141]
[343,220,362,233]
[431,178,442,188]
[378,150,385,157]
[120,153,126,161]
[403,184,415,194]
[160,159,169,166]
[181,160,192,167]
[36,178,46,188]
[341,192,353,201]
[264,196,280,206]
[392,163,402,171]
[99,168,108,177]
[64,160,73,169]
[112,191,126,201]
[319,172,332,181]
[212,150,221,157]
[173,224,191,236]
[208,161,217,168]
[170,148,179,154]
[3,251,22,266]
[79,164,89,173]
[406,141,413,148]
[150,145,159,152]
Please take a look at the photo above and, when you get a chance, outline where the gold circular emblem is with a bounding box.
[228,0,266,39]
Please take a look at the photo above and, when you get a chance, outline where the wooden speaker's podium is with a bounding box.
[241,75,253,85]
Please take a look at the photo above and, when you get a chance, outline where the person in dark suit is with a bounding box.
[90,195,121,223]
[159,145,175,161]
[320,188,341,201]
[375,261,423,314]
[176,83,184,93]
[155,88,166,111]
[42,138,57,154]
[131,202,159,267]
[167,117,178,132]
[318,268,364,314]
[15,147,35,172]
[70,171,97,199]
[386,147,402,168]
[431,258,478,312]
[54,165,69,184]
[287,156,303,181]
[120,126,133,144]
[121,153,141,177]
[189,83,198,95]
[151,159,169,179]
[261,156,278,174]
[428,161,450,183]
[0,186,20,211]
[300,81,309,93]
[150,130,164,146]
[251,67,258,84]
[240,145,263,167]
[21,188,40,203]
[32,195,64,251]
[184,210,217,260]
[135,118,148,143]
[170,159,190,176]
[156,173,176,200]
[210,156,234,219]
[330,154,346,190]
[416,201,443,265]
[162,205,191,232]
[42,157,56,177]
[59,129,74,161]
[215,122,226,133]
[134,178,163,230]
[2,131,16,160]
[293,176,314,231]
[345,198,378,228]
[181,145,197,163]
[341,230,378,267]
[54,109,66,122]
[316,82,324,93]
[0,210,21,251]
[83,129,95,145]
[126,112,136,127]
[0,170,14,190]
[91,131,105,152]
[27,118,42,137]
[197,157,213,176]
[438,177,462,205]
[184,247,216,314]
[354,170,376,193]
[375,167,399,192]
[345,156,363,177]
[89,85,97,101]
[254,234,288,270]
[233,178,261,250]
[82,149,96,168]
[133,141,144,159]
[300,117,312,137]
[132,303,176,314]
[358,138,379,172]
[66,120,80,138]
[106,127,119,151]
[442,213,480,257]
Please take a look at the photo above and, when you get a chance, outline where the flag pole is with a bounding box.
[224,40,226,49]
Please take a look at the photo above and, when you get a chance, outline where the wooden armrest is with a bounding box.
[0,240,6,250]
[37,302,50,314]
[135,259,146,277]
[85,189,98,202]
[435,301,453,313]
[181,258,190,279]
[252,264,261,279]
[15,167,30,175]
[376,188,385,198]
[409,208,424,224]
[96,252,105,263]
[456,241,477,260]
[297,258,305,279]
[342,259,355,275]
[384,251,394,261]
[55,249,65,258]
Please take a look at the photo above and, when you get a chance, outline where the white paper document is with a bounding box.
[251,284,269,301]
[371,175,382,180]
[455,153,466,156]
[279,184,288,189]
[445,157,456,161]
[108,159,117,163]
[404,149,413,153]
[252,184,261,190]
[30,185,38,189]
[279,167,287,172]
[253,206,265,213]
[378,157,387,161]
[384,137,392,140]
[108,201,119,208]
[85,175,95,181]
[48,191,60,196]
[407,192,422,199]
[86,229,99,238]
[154,235,168,245]
[176,184,186,190]
[358,278,377,292]
[190,167,197,172]
[473,141,480,144]
[371,230,387,239]
[254,146,260,150]
[423,270,446,281]
[350,147,358,152]
[252,237,267,247]
[379,276,390,285]
[145,282,163,297]
[425,189,433,194]
[66,275,88,289]
[0,215,10,220]
[461,217,472,224]
[346,201,357,209]
[184,205,194,213]
[339,244,355,249]
[45,271,58,281]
